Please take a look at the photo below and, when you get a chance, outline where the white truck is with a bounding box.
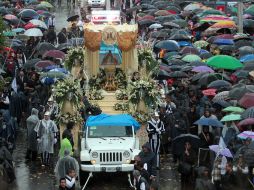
[87,0,106,10]
[90,10,121,24]
[79,114,141,188]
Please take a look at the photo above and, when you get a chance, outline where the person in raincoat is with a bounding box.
[34,111,58,167]
[26,108,39,162]
[59,138,73,158]
[54,149,79,181]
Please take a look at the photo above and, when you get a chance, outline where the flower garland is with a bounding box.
[128,79,160,107]
[64,47,84,71]
[53,78,83,110]
[56,112,83,125]
[114,102,129,111]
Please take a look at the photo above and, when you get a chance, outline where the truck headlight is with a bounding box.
[91,152,98,158]
[123,151,130,158]
[91,160,96,164]
[126,159,131,164]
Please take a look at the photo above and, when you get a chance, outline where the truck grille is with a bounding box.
[99,152,123,162]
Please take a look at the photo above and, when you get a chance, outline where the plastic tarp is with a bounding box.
[86,114,140,130]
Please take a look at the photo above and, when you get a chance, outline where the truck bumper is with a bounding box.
[81,164,134,172]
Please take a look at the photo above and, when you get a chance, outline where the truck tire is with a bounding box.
[79,170,89,187]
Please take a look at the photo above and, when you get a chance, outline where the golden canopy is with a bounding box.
[84,23,138,52]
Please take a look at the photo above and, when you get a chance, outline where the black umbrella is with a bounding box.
[167,58,185,65]
[155,15,178,22]
[235,40,253,49]
[207,80,232,90]
[167,65,182,71]
[142,9,158,15]
[239,46,254,56]
[191,72,207,82]
[169,34,191,41]
[218,45,235,52]
[141,4,156,10]
[172,134,200,155]
[0,7,10,15]
[36,42,57,55]
[150,31,169,38]
[193,22,211,31]
[200,52,213,60]
[162,21,180,28]
[181,65,193,72]
[243,61,254,71]
[156,70,170,80]
[228,85,254,100]
[138,19,157,26]
[67,14,79,22]
[154,40,180,52]
[57,43,73,52]
[241,107,254,119]
[188,61,207,66]
[4,18,26,26]
[233,70,249,79]
[18,9,39,19]
[23,58,41,69]
[213,100,232,108]
[169,71,188,78]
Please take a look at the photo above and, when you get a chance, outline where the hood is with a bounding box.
[86,137,136,151]
[31,108,39,116]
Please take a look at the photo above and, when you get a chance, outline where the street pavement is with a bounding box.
[7,1,181,190]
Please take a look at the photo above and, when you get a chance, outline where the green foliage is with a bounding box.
[64,47,84,71]
[0,16,6,50]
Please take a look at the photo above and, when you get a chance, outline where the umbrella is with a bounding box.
[180,47,199,55]
[43,50,65,59]
[212,91,229,102]
[178,41,192,47]
[221,114,241,122]
[213,38,234,45]
[250,70,254,78]
[182,54,201,63]
[198,9,225,17]
[181,66,193,72]
[228,85,254,100]
[41,77,56,85]
[162,22,180,28]
[194,117,223,127]
[171,19,188,28]
[154,10,170,16]
[200,52,213,60]
[39,1,53,8]
[207,55,243,70]
[194,40,209,49]
[154,40,179,51]
[169,34,190,41]
[241,107,254,119]
[240,54,254,63]
[11,28,25,33]
[4,14,17,20]
[238,131,254,140]
[202,89,217,96]
[232,70,249,79]
[208,80,232,90]
[40,71,66,79]
[192,66,214,73]
[138,19,157,26]
[237,118,254,127]
[24,28,43,37]
[209,145,233,158]
[239,46,254,56]
[213,100,232,108]
[172,134,200,154]
[18,9,39,19]
[36,42,57,55]
[49,68,68,74]
[223,106,245,113]
[57,43,73,51]
[150,31,169,38]
[235,40,253,49]
[3,31,16,37]
[23,58,41,69]
[184,3,202,11]
[168,71,188,78]
[29,19,48,29]
[156,70,170,80]
[67,14,79,22]
[210,21,236,29]
[149,23,163,29]
[243,62,254,71]
[35,60,55,69]
[239,93,254,108]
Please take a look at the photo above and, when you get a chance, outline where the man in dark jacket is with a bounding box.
[62,122,74,148]
[138,142,157,179]
[221,162,238,190]
[47,27,57,45]
[57,28,67,44]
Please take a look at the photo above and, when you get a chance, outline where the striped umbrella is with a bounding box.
[241,107,254,119]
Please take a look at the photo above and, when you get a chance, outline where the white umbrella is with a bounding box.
[24,28,43,37]
[29,19,48,29]
[149,23,163,29]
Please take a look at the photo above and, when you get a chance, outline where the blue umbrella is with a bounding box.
[154,40,180,51]
[44,65,59,71]
[49,68,68,74]
[178,41,192,47]
[12,28,25,33]
[213,38,234,45]
[194,117,224,127]
[199,49,209,54]
[240,54,254,63]
[41,77,56,85]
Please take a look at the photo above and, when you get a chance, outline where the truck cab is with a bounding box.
[90,10,121,25]
[87,0,106,10]
[80,114,140,185]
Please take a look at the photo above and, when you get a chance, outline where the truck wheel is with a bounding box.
[79,170,89,186]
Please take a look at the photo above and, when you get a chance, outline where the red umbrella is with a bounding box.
[4,14,18,20]
[35,60,55,69]
[237,118,254,127]
[43,50,65,59]
[24,22,37,30]
[202,89,217,96]
[239,93,254,108]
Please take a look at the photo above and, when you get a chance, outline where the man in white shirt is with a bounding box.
[65,169,76,190]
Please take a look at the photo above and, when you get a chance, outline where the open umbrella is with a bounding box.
[149,23,163,29]
[213,100,232,108]
[238,131,254,140]
[3,31,16,37]
[39,1,53,8]
[209,145,233,158]
[180,47,199,55]
[240,54,254,63]
[168,71,188,78]
[40,71,67,79]
[239,46,254,56]
[43,50,65,59]
[213,38,234,45]
[194,117,223,127]
[150,31,169,38]
[192,66,214,73]
[172,134,200,155]
[169,34,190,41]
[4,14,17,20]
[243,62,254,71]
[202,89,217,96]
[232,70,249,79]
[221,114,241,122]
[11,28,25,33]
[154,40,179,52]
[35,60,55,70]
[228,84,254,100]
[23,58,41,69]
[156,70,170,80]
[36,42,57,55]
[208,80,232,90]
[182,54,201,63]
[207,55,243,70]
[212,91,229,102]
[241,107,254,119]
[237,118,254,127]
[178,41,192,47]
[24,28,43,37]
[223,106,245,113]
[239,93,254,108]
[67,14,79,22]
[18,9,39,19]
[29,19,47,29]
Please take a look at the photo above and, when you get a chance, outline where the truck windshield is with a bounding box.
[88,126,133,138]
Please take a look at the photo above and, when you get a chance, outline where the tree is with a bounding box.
[0,16,5,50]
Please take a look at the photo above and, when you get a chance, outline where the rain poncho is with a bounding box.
[59,138,73,158]
[26,108,39,151]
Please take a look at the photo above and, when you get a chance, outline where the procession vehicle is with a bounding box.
[90,10,121,25]
[87,0,106,10]
[79,114,141,188]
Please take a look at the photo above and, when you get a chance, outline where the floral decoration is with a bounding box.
[115,89,128,100]
[114,102,129,111]
[129,111,150,123]
[89,88,104,100]
[114,68,127,89]
[64,47,84,71]
[56,112,83,125]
